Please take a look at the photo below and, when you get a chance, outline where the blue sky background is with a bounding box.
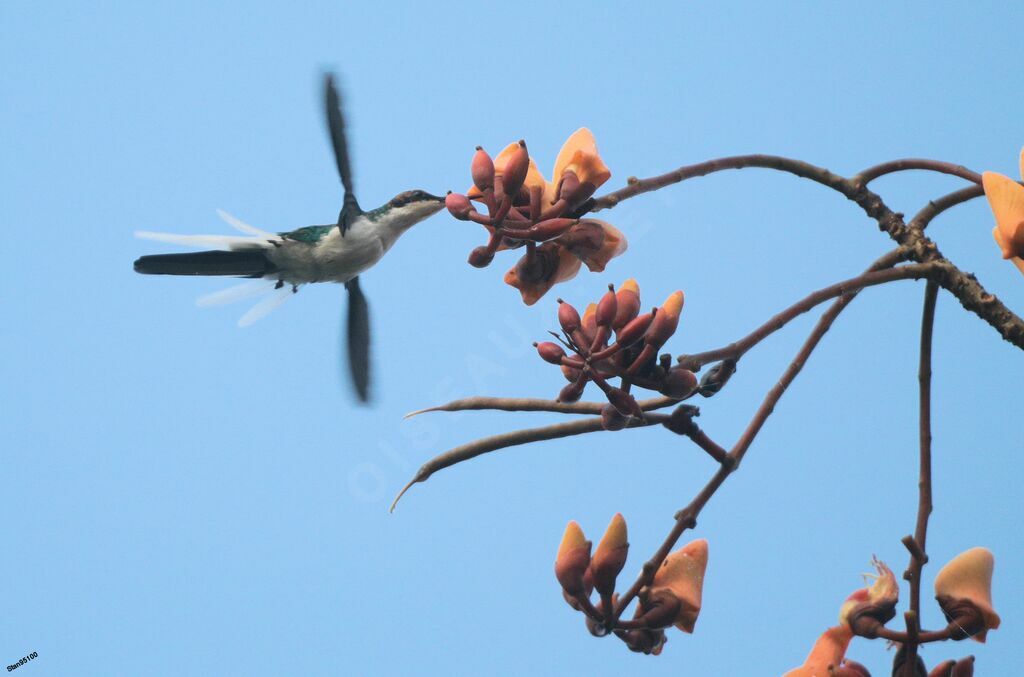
[3,2,1022,675]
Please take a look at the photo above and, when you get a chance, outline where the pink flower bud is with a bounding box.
[645,291,684,348]
[661,367,698,399]
[558,170,582,204]
[557,299,581,334]
[501,141,530,198]
[554,521,591,596]
[614,311,655,349]
[471,146,494,192]
[613,279,641,329]
[445,192,474,220]
[535,341,566,365]
[600,404,628,431]
[595,286,617,328]
[605,387,642,418]
[557,378,586,403]
[467,246,494,268]
[589,513,628,596]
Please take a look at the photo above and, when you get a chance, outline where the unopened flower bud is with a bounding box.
[891,644,928,677]
[929,660,956,677]
[590,513,628,596]
[614,311,655,349]
[471,146,494,191]
[595,285,618,328]
[558,169,582,204]
[561,364,581,382]
[698,359,736,397]
[502,141,530,197]
[558,378,586,403]
[554,521,591,596]
[952,656,975,677]
[557,299,581,334]
[467,246,494,268]
[605,387,642,418]
[535,341,566,365]
[645,291,684,348]
[581,303,598,342]
[601,404,628,431]
[446,191,474,220]
[661,366,698,399]
[619,628,667,655]
[613,279,641,329]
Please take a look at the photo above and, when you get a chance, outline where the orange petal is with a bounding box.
[552,128,611,200]
[934,547,1000,642]
[503,243,581,305]
[783,625,854,676]
[651,538,707,633]
[994,227,1024,276]
[982,171,1024,258]
[559,220,628,273]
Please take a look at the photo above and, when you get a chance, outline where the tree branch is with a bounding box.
[853,159,981,186]
[899,280,938,675]
[404,395,678,419]
[390,413,671,511]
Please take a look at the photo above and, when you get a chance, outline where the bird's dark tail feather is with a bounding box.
[133,250,278,277]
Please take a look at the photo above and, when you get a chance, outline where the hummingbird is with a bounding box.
[133,74,446,401]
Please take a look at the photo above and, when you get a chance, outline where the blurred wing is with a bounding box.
[324,73,362,235]
[345,276,371,402]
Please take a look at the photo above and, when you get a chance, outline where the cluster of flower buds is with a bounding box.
[554,514,708,655]
[785,549,999,676]
[446,129,627,304]
[533,280,695,429]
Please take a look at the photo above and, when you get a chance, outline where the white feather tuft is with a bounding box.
[135,230,273,251]
[237,287,293,327]
[216,209,277,239]
[196,280,277,307]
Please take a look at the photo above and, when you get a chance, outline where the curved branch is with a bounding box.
[404,395,678,419]
[853,159,981,186]
[910,184,984,231]
[390,412,671,511]
[582,153,1024,349]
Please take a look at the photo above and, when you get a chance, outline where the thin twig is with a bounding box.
[390,413,670,511]
[910,184,985,231]
[404,395,678,419]
[853,159,981,186]
[900,280,938,674]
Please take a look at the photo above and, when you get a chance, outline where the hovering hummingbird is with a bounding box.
[133,74,445,401]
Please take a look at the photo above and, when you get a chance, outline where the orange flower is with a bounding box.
[982,149,1024,275]
[644,538,708,633]
[783,625,855,677]
[934,547,1000,643]
[466,130,626,304]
